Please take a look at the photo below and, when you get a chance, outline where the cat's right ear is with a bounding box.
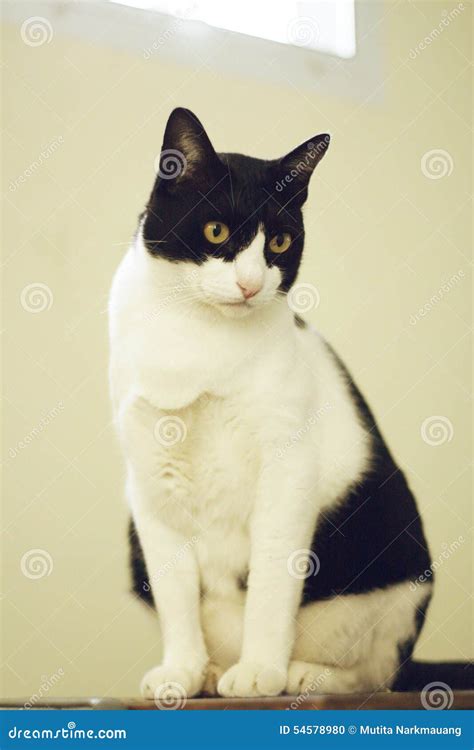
[276,134,330,204]
[156,108,222,188]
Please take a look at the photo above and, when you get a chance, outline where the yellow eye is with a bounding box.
[203,221,230,244]
[269,233,292,254]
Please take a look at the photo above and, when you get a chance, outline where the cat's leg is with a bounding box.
[135,507,209,699]
[286,661,364,694]
[205,581,431,696]
[202,594,367,694]
[120,395,208,699]
[201,594,244,672]
[217,444,320,698]
[204,592,371,695]
[287,580,432,695]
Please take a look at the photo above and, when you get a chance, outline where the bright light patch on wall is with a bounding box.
[110,0,356,59]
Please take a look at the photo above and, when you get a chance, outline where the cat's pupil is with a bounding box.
[276,234,284,246]
[213,224,222,237]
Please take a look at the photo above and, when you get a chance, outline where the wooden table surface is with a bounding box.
[1,692,473,710]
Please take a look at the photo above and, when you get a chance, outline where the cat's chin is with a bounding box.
[199,295,258,319]
[214,301,255,319]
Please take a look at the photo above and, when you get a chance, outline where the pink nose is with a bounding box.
[237,282,262,300]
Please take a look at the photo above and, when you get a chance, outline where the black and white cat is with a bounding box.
[109,108,449,699]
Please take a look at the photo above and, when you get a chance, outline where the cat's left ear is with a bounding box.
[157,107,222,187]
[277,134,330,203]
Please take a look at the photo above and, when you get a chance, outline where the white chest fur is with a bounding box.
[109,238,371,599]
[170,392,260,598]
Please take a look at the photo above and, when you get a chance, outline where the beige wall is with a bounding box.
[1,1,472,699]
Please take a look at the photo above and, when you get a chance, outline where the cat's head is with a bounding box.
[143,108,330,318]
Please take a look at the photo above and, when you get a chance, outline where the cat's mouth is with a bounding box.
[199,283,266,317]
[211,297,256,318]
[201,290,253,310]
[220,299,249,307]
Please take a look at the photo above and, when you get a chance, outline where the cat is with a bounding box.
[108,107,468,700]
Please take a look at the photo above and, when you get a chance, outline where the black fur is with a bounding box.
[143,107,329,292]
[395,660,474,692]
[129,518,153,607]
[128,108,472,692]
[302,342,432,603]
[129,338,433,605]
[392,587,474,691]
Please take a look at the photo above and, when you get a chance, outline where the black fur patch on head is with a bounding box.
[143,107,330,292]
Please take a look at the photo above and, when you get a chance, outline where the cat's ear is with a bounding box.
[276,134,330,203]
[157,107,222,186]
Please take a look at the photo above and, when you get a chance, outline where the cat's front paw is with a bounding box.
[217,661,286,698]
[140,664,206,705]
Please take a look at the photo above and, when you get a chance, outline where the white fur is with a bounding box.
[109,227,426,699]
[202,579,431,696]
